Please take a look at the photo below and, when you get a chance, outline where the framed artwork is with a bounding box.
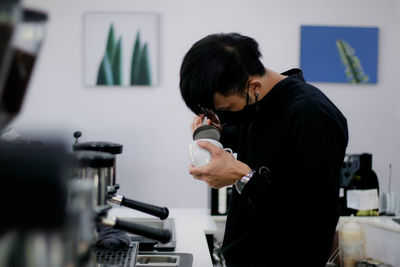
[83,12,159,87]
[300,25,379,84]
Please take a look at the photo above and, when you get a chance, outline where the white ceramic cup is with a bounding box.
[189,138,233,167]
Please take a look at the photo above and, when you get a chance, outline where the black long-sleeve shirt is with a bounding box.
[220,69,348,266]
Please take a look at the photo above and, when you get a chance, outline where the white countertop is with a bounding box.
[339,216,400,265]
[109,207,217,267]
[339,216,400,233]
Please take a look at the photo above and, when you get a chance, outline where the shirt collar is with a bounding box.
[255,68,305,115]
[281,68,305,82]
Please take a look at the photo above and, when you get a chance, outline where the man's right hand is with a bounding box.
[191,115,205,134]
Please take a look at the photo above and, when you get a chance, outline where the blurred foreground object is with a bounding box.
[0,0,47,130]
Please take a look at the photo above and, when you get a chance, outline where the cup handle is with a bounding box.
[189,144,196,165]
[223,148,233,154]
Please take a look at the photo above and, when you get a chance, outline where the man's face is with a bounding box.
[213,92,247,112]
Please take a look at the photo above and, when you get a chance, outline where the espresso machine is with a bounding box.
[0,141,173,267]
[0,2,80,266]
[0,142,96,267]
[70,150,172,244]
[0,1,171,265]
[72,131,170,220]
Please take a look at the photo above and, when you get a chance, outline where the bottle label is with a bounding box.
[347,189,379,210]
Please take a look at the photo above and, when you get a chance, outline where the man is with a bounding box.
[179,33,348,266]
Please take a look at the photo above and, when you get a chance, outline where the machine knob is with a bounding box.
[73,131,82,143]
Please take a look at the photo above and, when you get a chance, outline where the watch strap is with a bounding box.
[235,169,255,194]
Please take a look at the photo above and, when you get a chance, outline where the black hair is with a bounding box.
[179,33,266,115]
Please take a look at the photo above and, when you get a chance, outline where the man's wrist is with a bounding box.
[235,162,252,180]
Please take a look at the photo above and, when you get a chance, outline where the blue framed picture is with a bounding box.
[300,25,379,84]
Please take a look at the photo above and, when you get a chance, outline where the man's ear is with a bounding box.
[248,78,262,96]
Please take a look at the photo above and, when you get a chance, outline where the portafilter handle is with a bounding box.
[110,195,169,220]
[101,216,171,244]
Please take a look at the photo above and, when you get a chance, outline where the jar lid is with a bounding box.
[193,125,220,141]
[72,151,115,168]
[73,141,123,155]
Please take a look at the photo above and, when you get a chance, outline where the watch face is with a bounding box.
[235,179,246,194]
[235,183,242,194]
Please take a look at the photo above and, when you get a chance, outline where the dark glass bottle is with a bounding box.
[342,153,379,216]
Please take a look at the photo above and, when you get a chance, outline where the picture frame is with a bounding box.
[83,12,160,87]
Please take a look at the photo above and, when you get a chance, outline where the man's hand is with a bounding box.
[191,115,205,134]
[191,112,222,134]
[189,141,251,189]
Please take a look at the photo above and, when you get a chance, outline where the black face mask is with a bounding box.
[216,93,259,126]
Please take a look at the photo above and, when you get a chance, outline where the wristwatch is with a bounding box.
[235,169,255,194]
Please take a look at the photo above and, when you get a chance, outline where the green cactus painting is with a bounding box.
[85,13,159,87]
[130,31,152,85]
[96,25,152,86]
[336,39,369,84]
[96,24,123,86]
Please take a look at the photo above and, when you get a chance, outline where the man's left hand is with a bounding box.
[189,141,251,189]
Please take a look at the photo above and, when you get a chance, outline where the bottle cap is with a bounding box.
[340,216,363,243]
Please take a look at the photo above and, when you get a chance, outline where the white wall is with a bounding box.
[14,0,400,208]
